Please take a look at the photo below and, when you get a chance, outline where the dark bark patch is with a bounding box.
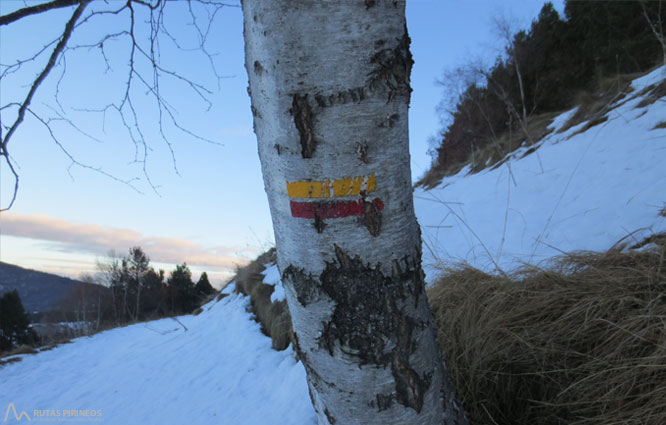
[313,209,327,233]
[387,113,399,128]
[364,0,376,9]
[314,87,366,108]
[292,331,306,362]
[316,245,431,412]
[283,246,432,413]
[253,60,264,75]
[291,94,316,158]
[355,142,369,164]
[324,408,336,424]
[375,393,394,411]
[392,337,432,413]
[361,198,382,236]
[282,266,322,306]
[274,144,281,155]
[317,246,408,366]
[368,27,414,101]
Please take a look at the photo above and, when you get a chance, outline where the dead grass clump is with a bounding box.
[558,77,633,135]
[636,80,666,109]
[0,357,22,367]
[417,112,557,189]
[233,248,293,350]
[428,245,666,425]
[653,121,666,130]
[0,344,38,358]
[568,115,609,138]
[416,160,464,190]
[468,113,557,175]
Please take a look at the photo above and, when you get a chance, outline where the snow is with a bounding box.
[1,65,663,425]
[261,263,285,303]
[631,65,666,91]
[547,106,578,132]
[0,293,316,425]
[415,66,666,282]
[220,279,236,295]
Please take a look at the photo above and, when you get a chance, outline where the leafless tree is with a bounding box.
[641,0,666,65]
[0,0,236,210]
[492,16,529,124]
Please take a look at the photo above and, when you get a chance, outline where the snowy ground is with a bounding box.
[415,66,666,282]
[1,65,663,425]
[261,263,285,303]
[0,287,316,425]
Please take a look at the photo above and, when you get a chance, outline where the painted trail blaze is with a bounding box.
[287,174,384,219]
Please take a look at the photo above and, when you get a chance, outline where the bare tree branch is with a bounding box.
[0,0,81,27]
[1,0,234,210]
[1,0,91,210]
[641,0,666,65]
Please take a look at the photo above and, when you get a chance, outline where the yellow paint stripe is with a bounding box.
[286,174,377,198]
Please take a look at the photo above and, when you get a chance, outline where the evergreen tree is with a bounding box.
[195,272,215,298]
[141,268,167,317]
[424,0,666,184]
[167,263,197,313]
[126,246,150,321]
[0,290,38,352]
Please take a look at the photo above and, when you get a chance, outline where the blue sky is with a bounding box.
[0,0,563,286]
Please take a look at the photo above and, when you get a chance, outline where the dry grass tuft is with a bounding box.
[470,113,557,175]
[0,357,22,367]
[428,242,666,425]
[653,121,666,130]
[233,248,294,350]
[568,115,609,137]
[416,112,557,189]
[636,81,666,109]
[558,77,634,135]
[0,344,38,358]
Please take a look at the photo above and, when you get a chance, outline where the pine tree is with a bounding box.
[0,290,38,352]
[167,263,197,313]
[195,272,214,298]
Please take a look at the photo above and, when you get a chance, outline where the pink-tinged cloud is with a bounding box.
[1,212,256,271]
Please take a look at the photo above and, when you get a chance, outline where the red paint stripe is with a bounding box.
[290,198,384,219]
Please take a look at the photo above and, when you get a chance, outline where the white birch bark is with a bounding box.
[242,1,467,424]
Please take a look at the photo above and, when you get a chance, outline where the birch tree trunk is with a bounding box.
[242,1,467,424]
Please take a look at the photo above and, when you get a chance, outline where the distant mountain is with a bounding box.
[0,262,106,314]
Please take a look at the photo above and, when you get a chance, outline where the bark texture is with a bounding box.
[242,1,467,424]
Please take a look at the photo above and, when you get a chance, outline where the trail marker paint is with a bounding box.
[290,198,384,219]
[286,174,376,199]
[286,174,383,219]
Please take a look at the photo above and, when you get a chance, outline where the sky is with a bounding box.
[0,0,564,287]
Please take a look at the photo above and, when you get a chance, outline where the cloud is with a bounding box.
[1,212,255,271]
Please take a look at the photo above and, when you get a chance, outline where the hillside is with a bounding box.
[0,262,107,314]
[415,65,666,282]
[0,65,663,425]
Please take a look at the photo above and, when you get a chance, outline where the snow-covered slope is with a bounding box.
[0,287,316,424]
[415,66,666,282]
[1,67,663,425]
